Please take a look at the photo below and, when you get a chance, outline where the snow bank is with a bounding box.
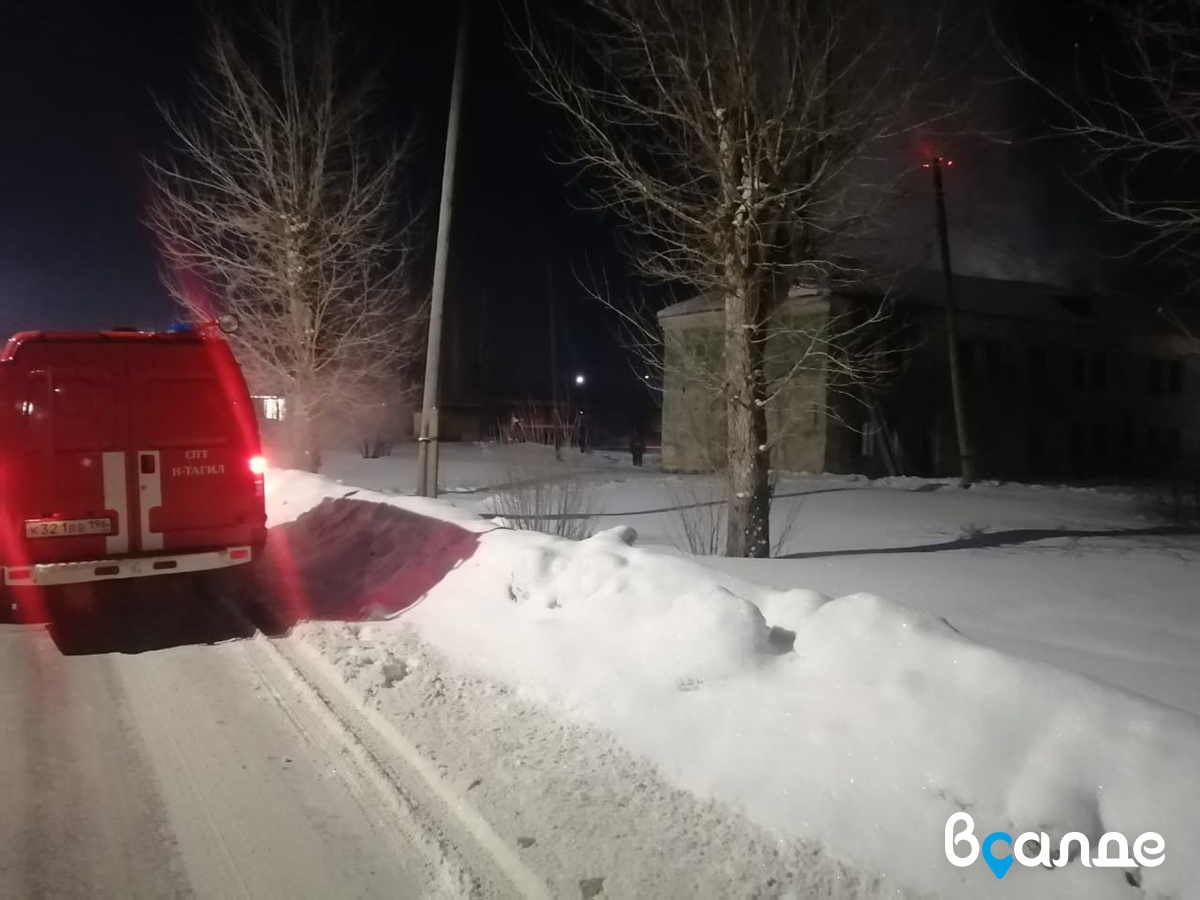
[265,472,1200,899]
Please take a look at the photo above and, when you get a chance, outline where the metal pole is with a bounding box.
[548,264,561,460]
[416,0,470,498]
[930,157,975,487]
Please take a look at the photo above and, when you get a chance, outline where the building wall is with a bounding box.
[662,290,1199,482]
[661,308,725,471]
[867,310,1199,481]
[660,296,831,473]
[766,367,828,473]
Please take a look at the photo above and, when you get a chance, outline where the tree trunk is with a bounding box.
[724,287,772,558]
[288,398,322,473]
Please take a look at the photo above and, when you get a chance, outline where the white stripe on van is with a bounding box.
[139,451,163,551]
[102,451,129,554]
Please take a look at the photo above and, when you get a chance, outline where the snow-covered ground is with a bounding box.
[319,445,1200,716]
[260,445,1200,899]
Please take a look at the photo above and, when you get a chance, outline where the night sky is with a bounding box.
[0,0,1149,411]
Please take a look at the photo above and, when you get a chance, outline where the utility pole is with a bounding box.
[927,155,975,487]
[548,263,562,460]
[416,0,470,498]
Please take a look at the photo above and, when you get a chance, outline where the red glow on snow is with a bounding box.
[261,526,313,629]
[0,459,50,623]
[254,502,481,631]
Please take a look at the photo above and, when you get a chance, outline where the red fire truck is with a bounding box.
[0,320,267,618]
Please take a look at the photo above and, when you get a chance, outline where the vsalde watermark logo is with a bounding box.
[945,813,1165,879]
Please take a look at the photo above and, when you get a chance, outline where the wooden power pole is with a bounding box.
[416,0,470,498]
[548,264,562,460]
[928,156,975,487]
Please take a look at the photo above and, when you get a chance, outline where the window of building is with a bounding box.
[1071,351,1087,390]
[1091,424,1109,467]
[1167,359,1183,395]
[959,340,976,372]
[1029,346,1046,383]
[1090,352,1107,390]
[984,342,1002,372]
[1119,417,1136,475]
[254,395,287,421]
[1165,427,1181,460]
[1069,423,1088,476]
[1150,359,1163,395]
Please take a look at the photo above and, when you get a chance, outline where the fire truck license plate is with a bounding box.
[24,518,113,539]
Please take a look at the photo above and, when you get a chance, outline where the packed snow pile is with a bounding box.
[262,471,1200,900]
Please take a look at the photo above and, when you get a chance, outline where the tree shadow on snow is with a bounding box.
[780,524,1200,560]
[245,498,481,636]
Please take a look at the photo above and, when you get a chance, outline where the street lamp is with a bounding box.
[569,373,588,452]
[568,373,586,412]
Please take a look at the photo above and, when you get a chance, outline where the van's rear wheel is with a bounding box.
[195,562,261,610]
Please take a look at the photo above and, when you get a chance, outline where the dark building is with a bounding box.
[658,271,1198,481]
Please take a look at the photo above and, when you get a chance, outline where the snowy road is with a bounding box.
[0,584,477,900]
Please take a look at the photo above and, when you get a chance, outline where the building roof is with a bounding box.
[656,292,723,320]
[850,269,1177,333]
[657,269,1192,335]
[656,285,826,321]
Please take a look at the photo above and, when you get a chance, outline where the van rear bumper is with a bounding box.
[3,547,255,587]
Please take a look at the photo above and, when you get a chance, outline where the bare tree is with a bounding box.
[517,0,947,556]
[147,1,423,471]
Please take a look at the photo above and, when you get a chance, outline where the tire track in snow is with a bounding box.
[234,635,485,898]
[222,596,552,900]
[119,659,252,900]
[117,634,436,899]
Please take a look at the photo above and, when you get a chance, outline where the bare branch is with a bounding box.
[146,1,424,470]
[517,0,952,555]
[998,1,1200,295]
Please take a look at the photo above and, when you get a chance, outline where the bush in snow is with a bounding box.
[666,469,805,557]
[1156,467,1200,524]
[489,466,602,540]
[666,474,726,555]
